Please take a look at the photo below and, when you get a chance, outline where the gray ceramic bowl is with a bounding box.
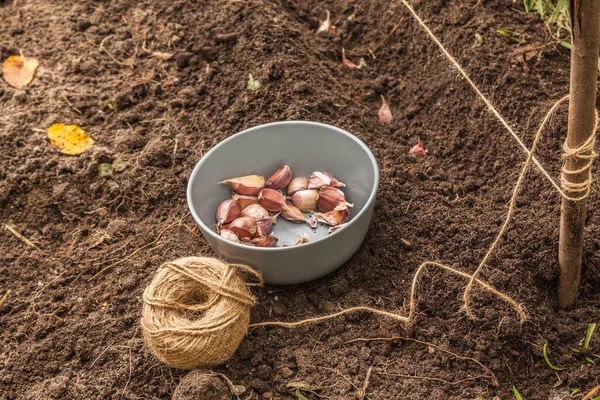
[187,121,379,285]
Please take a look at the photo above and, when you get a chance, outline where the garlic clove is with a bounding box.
[409,140,428,158]
[316,187,353,212]
[255,213,279,237]
[216,199,242,227]
[307,171,331,190]
[295,233,309,245]
[228,216,257,239]
[220,229,240,243]
[241,203,270,221]
[378,95,393,124]
[328,223,348,234]
[281,203,308,223]
[217,222,230,234]
[291,189,319,212]
[265,165,292,190]
[218,175,265,196]
[250,233,279,247]
[342,48,357,69]
[258,188,288,212]
[287,177,308,195]
[324,172,345,187]
[312,205,350,227]
[283,233,310,247]
[307,171,345,190]
[232,193,259,209]
[316,10,336,36]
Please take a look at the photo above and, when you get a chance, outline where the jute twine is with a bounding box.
[561,118,598,201]
[141,257,263,369]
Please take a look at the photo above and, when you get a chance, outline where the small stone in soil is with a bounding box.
[278,366,295,379]
[175,52,193,69]
[172,370,229,400]
[255,364,272,380]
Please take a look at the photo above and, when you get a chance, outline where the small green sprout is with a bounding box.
[570,323,597,364]
[542,342,565,371]
[474,33,484,46]
[513,386,525,400]
[496,29,523,43]
[582,323,596,353]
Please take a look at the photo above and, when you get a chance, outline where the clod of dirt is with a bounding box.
[52,182,87,213]
[91,146,114,164]
[22,375,70,399]
[115,129,147,151]
[171,370,230,400]
[255,364,272,380]
[175,52,193,69]
[278,366,295,379]
[106,218,133,237]
[76,19,91,32]
[140,139,172,167]
[463,176,484,193]
[249,377,268,393]
[113,91,135,111]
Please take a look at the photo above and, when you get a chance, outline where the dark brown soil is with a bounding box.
[1,0,599,399]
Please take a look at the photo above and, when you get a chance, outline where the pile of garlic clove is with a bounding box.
[215,165,353,247]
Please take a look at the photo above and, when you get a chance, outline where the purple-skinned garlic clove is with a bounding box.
[265,165,292,190]
[218,175,265,196]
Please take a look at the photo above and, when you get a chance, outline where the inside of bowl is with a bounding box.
[188,122,377,246]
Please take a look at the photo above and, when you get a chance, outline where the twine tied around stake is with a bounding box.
[560,116,598,201]
[141,257,263,369]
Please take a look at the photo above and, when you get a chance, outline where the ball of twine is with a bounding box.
[141,257,263,369]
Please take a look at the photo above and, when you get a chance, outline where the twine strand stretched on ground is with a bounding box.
[254,1,598,328]
[250,259,526,329]
[463,96,569,317]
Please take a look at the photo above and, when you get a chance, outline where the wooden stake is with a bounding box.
[558,0,600,309]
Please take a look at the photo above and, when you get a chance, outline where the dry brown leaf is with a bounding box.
[2,54,39,89]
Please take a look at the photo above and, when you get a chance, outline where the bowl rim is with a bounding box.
[186,120,379,252]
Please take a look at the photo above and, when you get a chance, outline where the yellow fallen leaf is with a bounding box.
[47,124,94,155]
[2,54,39,89]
